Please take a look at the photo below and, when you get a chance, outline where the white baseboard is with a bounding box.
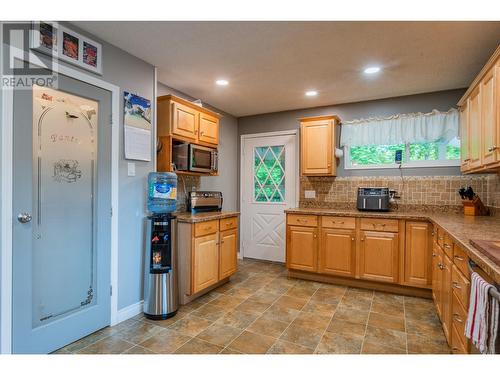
[116,300,144,324]
[237,251,243,260]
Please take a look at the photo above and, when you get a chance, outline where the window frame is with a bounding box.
[343,142,461,170]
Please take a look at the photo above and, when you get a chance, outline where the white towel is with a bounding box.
[465,272,499,354]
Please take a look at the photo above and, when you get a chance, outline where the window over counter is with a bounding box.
[340,109,460,170]
[345,137,461,169]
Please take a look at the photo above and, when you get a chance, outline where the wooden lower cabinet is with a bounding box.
[319,228,356,277]
[286,226,318,272]
[404,221,432,288]
[441,253,453,343]
[359,230,399,283]
[432,243,443,317]
[192,233,219,294]
[219,229,238,279]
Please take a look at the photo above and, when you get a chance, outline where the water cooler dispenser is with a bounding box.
[143,213,178,319]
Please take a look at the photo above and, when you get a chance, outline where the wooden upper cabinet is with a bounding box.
[319,228,355,277]
[404,221,432,288]
[192,233,219,294]
[468,86,482,170]
[171,101,199,140]
[219,228,238,280]
[459,103,470,172]
[359,230,399,284]
[300,115,340,176]
[157,95,221,146]
[481,66,498,166]
[198,113,219,145]
[286,225,318,272]
[458,46,500,173]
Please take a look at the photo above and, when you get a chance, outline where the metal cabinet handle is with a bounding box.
[432,253,437,258]
[454,255,465,261]
[488,146,498,152]
[452,282,461,289]
[453,313,463,323]
[17,212,32,224]
[438,236,444,240]
[444,244,452,249]
[351,237,355,241]
[438,263,444,270]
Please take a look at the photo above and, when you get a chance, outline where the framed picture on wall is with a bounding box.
[30,22,103,75]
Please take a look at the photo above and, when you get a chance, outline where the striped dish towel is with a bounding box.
[465,272,499,354]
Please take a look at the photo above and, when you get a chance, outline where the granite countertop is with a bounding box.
[285,207,500,284]
[176,211,240,223]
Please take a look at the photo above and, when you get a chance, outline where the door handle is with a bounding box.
[17,212,32,224]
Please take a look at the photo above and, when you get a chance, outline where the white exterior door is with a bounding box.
[241,133,297,262]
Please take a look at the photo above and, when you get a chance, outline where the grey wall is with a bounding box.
[65,23,156,311]
[157,83,239,211]
[238,89,466,177]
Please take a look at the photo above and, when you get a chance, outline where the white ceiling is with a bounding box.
[74,21,500,117]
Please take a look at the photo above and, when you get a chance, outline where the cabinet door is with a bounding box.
[468,86,482,170]
[319,228,355,277]
[198,113,219,145]
[192,233,219,294]
[171,101,198,140]
[359,231,399,283]
[441,253,453,344]
[432,244,443,318]
[481,66,498,165]
[219,229,238,280]
[404,221,432,288]
[459,102,470,172]
[300,120,334,176]
[286,225,317,272]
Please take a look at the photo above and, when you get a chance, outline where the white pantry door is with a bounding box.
[241,133,297,262]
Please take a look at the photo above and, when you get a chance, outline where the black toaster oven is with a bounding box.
[357,187,390,212]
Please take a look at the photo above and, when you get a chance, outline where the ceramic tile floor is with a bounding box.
[54,258,450,354]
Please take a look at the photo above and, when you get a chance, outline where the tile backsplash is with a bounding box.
[300,174,500,213]
[176,175,200,212]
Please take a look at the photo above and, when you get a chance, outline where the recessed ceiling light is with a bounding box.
[215,79,229,86]
[305,90,318,97]
[364,66,381,74]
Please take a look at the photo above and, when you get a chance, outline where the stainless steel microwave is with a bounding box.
[172,143,218,173]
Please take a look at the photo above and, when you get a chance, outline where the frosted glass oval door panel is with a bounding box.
[33,86,97,326]
[241,133,297,262]
[12,75,111,354]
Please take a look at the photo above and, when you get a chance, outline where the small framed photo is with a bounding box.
[62,31,79,60]
[31,22,102,75]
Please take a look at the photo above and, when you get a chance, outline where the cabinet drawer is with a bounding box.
[194,220,219,237]
[443,233,454,258]
[321,216,355,229]
[453,245,470,280]
[220,217,238,231]
[452,291,469,350]
[360,218,399,232]
[451,323,468,354]
[287,214,318,227]
[452,264,470,308]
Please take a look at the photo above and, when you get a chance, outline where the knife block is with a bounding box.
[462,195,489,216]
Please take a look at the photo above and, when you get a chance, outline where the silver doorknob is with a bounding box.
[17,212,32,223]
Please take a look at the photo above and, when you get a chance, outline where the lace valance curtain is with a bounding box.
[340,108,459,147]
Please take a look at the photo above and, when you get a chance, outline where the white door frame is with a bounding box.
[1,62,120,354]
[239,130,299,260]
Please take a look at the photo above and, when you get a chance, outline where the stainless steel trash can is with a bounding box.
[143,213,178,319]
